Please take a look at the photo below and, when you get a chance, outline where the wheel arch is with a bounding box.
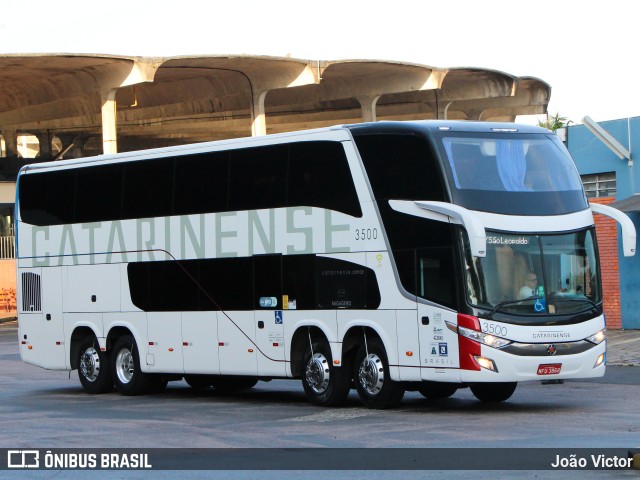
[106,325,137,351]
[69,326,99,370]
[290,325,332,378]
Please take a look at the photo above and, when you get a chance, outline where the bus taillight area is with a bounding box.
[449,312,608,382]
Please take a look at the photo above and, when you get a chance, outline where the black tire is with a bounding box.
[354,337,404,409]
[210,376,258,392]
[110,334,152,396]
[418,382,458,400]
[77,336,113,394]
[301,339,351,406]
[185,375,214,390]
[470,382,517,403]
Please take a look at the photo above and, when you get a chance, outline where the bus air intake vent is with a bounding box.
[21,272,42,312]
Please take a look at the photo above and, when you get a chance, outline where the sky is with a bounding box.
[0,0,637,125]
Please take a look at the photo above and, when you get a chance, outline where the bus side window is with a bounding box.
[282,255,316,310]
[253,255,282,310]
[416,247,456,309]
[228,145,288,212]
[315,256,380,309]
[122,158,173,220]
[288,142,362,217]
[173,151,229,215]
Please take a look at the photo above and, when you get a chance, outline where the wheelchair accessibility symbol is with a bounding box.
[275,311,283,324]
[534,299,545,312]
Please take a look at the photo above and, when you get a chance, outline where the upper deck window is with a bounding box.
[439,133,588,215]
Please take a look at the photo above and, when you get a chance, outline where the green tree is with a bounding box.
[537,113,568,131]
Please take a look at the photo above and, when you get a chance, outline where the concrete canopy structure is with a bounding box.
[0,53,550,179]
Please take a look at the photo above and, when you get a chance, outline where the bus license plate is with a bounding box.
[537,363,562,375]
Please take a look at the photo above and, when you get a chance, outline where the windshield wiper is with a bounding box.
[551,297,600,311]
[485,296,542,319]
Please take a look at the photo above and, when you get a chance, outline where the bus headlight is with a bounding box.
[586,329,606,345]
[458,325,512,348]
[473,355,498,372]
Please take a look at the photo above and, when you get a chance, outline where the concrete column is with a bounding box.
[251,91,268,136]
[101,89,118,154]
[34,132,52,160]
[70,137,86,159]
[1,130,18,158]
[357,95,381,122]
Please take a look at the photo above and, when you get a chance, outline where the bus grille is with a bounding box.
[21,272,42,312]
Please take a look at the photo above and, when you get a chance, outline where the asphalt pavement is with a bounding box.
[605,329,640,366]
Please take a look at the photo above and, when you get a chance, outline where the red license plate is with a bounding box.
[537,363,562,375]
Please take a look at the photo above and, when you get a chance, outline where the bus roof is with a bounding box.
[345,120,550,136]
[18,120,551,175]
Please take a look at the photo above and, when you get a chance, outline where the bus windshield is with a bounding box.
[462,229,601,321]
[439,133,588,215]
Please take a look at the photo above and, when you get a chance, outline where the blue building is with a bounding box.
[567,117,640,329]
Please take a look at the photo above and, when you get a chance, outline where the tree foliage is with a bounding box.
[537,113,568,131]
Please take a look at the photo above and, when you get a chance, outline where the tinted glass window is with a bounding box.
[416,247,456,308]
[254,255,282,309]
[229,145,288,212]
[353,133,457,308]
[282,255,316,310]
[20,140,362,226]
[353,134,446,202]
[174,151,229,215]
[19,169,75,225]
[128,255,380,311]
[122,158,173,219]
[288,142,362,217]
[198,257,253,311]
[316,256,380,309]
[75,164,122,223]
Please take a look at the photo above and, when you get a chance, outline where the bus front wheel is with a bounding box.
[354,338,404,409]
[111,335,152,396]
[77,336,113,394]
[470,382,517,403]
[301,340,350,406]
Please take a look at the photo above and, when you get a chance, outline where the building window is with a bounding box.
[581,172,616,198]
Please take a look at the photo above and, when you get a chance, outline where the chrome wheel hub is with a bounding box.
[115,347,134,384]
[305,353,330,394]
[80,347,100,382]
[358,353,384,395]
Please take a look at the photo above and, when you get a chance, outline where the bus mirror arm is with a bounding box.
[388,200,487,257]
[590,202,637,256]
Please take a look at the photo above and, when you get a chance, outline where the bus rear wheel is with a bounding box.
[470,382,517,403]
[78,336,113,394]
[111,335,152,396]
[354,338,404,409]
[301,340,350,406]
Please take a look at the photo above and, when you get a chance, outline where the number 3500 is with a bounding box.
[355,228,378,241]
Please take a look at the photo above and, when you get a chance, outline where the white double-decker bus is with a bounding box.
[15,120,636,408]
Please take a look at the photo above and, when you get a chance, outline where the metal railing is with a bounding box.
[0,235,15,259]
